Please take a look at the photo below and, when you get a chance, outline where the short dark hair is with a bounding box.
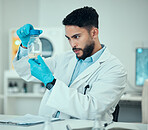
[62,6,99,31]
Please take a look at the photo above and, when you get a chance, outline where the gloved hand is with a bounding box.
[16,24,42,47]
[28,55,54,86]
[16,24,34,47]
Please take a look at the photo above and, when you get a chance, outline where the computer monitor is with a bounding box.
[136,48,148,86]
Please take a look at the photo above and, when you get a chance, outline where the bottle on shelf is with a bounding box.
[13,82,19,93]
[21,83,27,93]
[8,82,19,93]
[8,82,13,93]
[40,83,45,93]
[33,83,40,93]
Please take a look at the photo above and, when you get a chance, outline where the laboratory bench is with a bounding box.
[0,114,147,130]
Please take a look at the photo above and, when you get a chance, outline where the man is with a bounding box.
[13,6,127,122]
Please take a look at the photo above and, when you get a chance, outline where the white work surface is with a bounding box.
[0,115,147,130]
[120,93,142,102]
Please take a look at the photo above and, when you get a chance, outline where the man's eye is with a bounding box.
[74,35,80,39]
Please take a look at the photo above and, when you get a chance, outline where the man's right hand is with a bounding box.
[17,24,34,48]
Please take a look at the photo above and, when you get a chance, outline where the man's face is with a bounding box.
[65,25,95,60]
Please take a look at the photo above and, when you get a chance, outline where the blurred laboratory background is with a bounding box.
[0,0,148,123]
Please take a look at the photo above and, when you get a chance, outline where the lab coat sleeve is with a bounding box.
[13,55,57,82]
[46,64,127,120]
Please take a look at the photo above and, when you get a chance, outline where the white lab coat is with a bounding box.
[13,47,127,122]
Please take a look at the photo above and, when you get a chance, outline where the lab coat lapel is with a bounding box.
[70,48,111,87]
[71,60,101,86]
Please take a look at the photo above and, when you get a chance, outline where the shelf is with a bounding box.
[3,70,44,115]
[4,70,19,79]
[7,93,43,98]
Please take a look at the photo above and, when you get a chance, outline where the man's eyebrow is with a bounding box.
[65,35,70,39]
[65,33,81,39]
[71,33,81,38]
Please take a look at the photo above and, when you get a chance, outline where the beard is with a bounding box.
[73,40,95,60]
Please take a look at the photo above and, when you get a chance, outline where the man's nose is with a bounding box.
[70,40,77,48]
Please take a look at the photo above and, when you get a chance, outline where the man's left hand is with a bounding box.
[28,55,54,86]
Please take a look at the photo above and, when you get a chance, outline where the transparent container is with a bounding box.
[42,116,53,130]
[28,30,42,59]
[92,113,105,130]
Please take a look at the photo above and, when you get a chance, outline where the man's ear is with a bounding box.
[90,27,99,39]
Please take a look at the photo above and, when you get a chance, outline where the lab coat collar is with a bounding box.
[75,44,105,63]
[98,47,111,63]
[70,47,111,87]
[91,44,105,62]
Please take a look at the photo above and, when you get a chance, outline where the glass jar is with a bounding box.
[42,116,53,130]
[92,113,105,130]
[28,30,42,59]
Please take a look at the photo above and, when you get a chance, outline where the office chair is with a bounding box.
[112,104,120,122]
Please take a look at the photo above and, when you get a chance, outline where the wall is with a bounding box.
[1,0,148,94]
[0,0,3,94]
[0,0,39,93]
[0,0,39,113]
[0,0,3,113]
[0,0,147,119]
[39,0,148,93]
